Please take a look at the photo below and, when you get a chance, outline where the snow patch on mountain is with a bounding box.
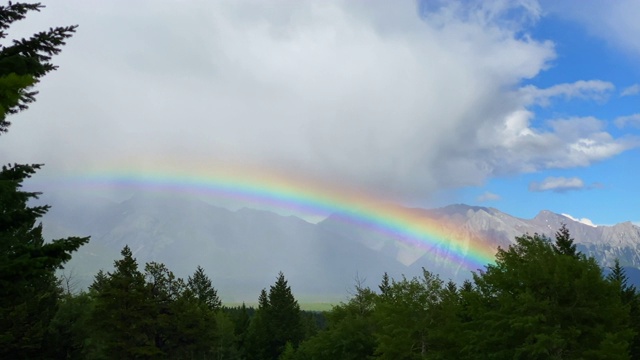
[562,213,597,227]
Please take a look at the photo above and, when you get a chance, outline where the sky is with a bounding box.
[1,0,639,226]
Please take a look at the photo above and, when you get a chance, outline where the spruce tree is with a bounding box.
[187,265,222,311]
[246,289,272,360]
[90,246,158,358]
[378,272,391,297]
[553,223,578,257]
[247,273,304,360]
[233,302,251,358]
[0,2,77,133]
[607,259,640,359]
[0,5,86,355]
[266,272,304,356]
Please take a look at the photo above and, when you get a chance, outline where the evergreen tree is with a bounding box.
[46,291,94,360]
[552,223,578,257]
[167,287,218,359]
[0,124,88,356]
[0,2,77,132]
[214,311,241,360]
[247,273,304,360]
[187,265,222,311]
[607,259,640,359]
[378,271,391,297]
[246,289,272,360]
[232,302,252,358]
[89,269,108,294]
[144,261,184,356]
[90,246,158,359]
[266,272,304,357]
[0,4,85,357]
[278,341,296,360]
[608,259,634,295]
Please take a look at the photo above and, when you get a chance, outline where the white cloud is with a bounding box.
[519,80,614,107]
[477,191,501,202]
[621,84,640,96]
[477,115,638,174]
[561,213,597,227]
[529,176,585,192]
[615,114,640,128]
[0,0,636,205]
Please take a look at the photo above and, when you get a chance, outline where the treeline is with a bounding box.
[292,226,640,359]
[5,223,640,359]
[43,247,322,359]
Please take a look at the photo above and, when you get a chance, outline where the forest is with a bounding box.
[2,2,640,359]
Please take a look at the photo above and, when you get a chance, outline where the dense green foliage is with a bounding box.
[30,229,640,359]
[292,230,640,360]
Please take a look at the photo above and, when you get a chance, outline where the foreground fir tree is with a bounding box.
[0,2,77,132]
[187,265,222,311]
[0,3,87,357]
[90,246,157,359]
[267,272,304,353]
[247,272,304,360]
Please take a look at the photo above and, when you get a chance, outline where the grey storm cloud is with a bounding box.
[1,0,637,204]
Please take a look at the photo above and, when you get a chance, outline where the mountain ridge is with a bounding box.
[42,194,640,301]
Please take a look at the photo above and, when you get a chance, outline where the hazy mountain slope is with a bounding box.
[42,196,640,301]
[44,193,404,300]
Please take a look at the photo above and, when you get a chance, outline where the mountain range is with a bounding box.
[41,193,640,302]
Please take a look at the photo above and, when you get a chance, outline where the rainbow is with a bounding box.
[42,161,497,270]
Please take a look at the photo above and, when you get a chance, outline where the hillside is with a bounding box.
[43,194,640,301]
